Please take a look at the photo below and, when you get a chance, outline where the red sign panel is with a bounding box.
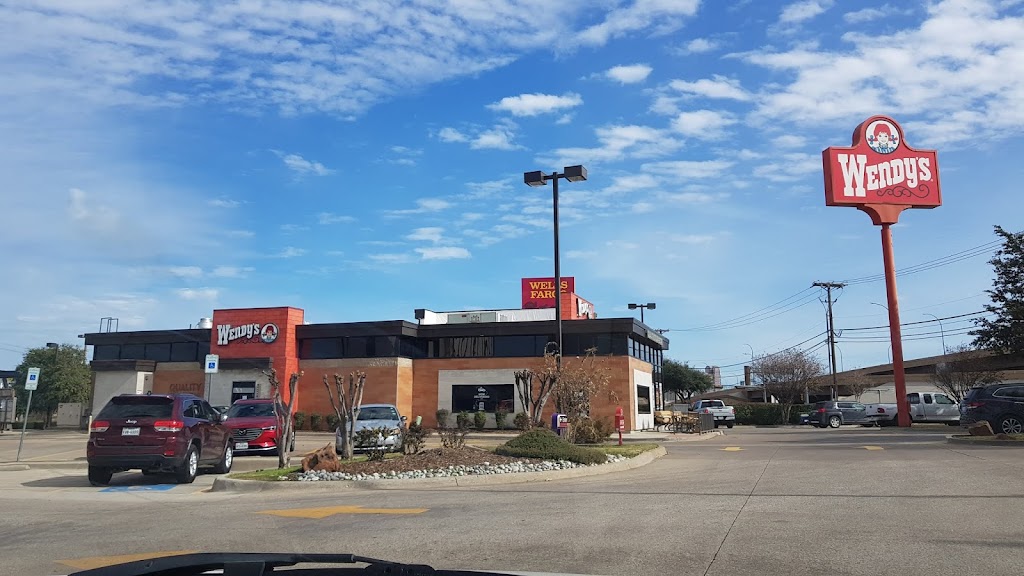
[823,116,941,208]
[521,277,574,309]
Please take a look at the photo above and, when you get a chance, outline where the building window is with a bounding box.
[594,333,612,355]
[493,335,536,357]
[451,384,514,413]
[170,342,198,362]
[399,337,426,358]
[637,385,652,414]
[440,336,493,358]
[374,336,396,357]
[611,335,629,356]
[120,344,145,360]
[300,338,342,359]
[346,337,370,358]
[93,345,120,361]
[144,343,171,362]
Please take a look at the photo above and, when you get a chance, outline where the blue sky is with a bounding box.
[1,0,1022,380]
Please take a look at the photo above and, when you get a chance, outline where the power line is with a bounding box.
[714,333,828,368]
[664,290,820,332]
[840,240,1000,286]
[839,310,988,332]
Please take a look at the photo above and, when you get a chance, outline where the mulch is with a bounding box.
[333,447,537,475]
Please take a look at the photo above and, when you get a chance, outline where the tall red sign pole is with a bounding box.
[822,117,942,428]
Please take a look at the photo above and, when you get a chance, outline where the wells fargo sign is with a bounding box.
[823,116,941,210]
[521,277,574,309]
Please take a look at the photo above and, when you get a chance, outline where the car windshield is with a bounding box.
[357,407,399,421]
[97,397,173,419]
[226,403,275,418]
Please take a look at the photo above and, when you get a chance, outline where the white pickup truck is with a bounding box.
[864,391,961,425]
[690,400,735,429]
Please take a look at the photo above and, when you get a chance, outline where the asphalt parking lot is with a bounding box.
[1,425,1022,576]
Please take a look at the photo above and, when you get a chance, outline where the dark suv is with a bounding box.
[86,393,233,486]
[961,384,1024,434]
[809,401,880,428]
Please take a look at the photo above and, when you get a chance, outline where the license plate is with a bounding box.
[121,427,140,436]
[235,442,248,450]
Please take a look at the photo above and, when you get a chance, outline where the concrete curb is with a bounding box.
[0,461,86,471]
[0,464,30,472]
[211,446,667,493]
[947,435,1024,447]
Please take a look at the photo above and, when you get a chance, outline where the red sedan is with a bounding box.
[223,399,294,455]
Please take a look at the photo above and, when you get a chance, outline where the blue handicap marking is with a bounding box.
[29,375,36,381]
[208,362,216,369]
[100,484,176,493]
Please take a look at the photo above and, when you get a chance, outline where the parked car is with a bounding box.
[809,401,883,428]
[336,403,407,454]
[690,400,735,428]
[865,392,961,426]
[86,393,232,486]
[960,384,1024,434]
[212,405,231,414]
[223,398,295,455]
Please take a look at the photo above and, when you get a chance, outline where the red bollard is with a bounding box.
[615,406,625,446]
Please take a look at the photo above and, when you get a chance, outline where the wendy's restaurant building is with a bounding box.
[83,278,668,431]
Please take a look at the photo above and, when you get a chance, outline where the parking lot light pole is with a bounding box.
[524,165,588,369]
[627,302,656,324]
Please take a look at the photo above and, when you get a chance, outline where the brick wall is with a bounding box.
[297,358,402,419]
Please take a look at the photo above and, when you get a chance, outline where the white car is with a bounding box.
[335,403,406,454]
[690,400,736,428]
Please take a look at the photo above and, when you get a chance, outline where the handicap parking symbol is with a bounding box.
[100,484,176,493]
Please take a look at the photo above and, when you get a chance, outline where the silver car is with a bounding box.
[335,403,406,453]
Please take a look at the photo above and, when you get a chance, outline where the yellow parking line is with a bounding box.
[59,550,197,570]
[257,505,428,519]
[720,447,744,452]
[863,445,885,451]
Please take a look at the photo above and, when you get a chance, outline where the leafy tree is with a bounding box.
[14,344,91,427]
[752,349,824,424]
[661,359,714,404]
[931,344,1003,403]
[973,226,1024,354]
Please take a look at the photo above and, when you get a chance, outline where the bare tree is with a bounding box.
[265,369,302,469]
[838,372,875,400]
[931,344,1003,403]
[514,349,559,428]
[323,371,366,460]
[753,349,825,424]
[553,348,614,443]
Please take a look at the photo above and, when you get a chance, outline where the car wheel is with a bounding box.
[713,422,720,429]
[998,415,1024,435]
[175,444,199,484]
[726,422,734,429]
[213,443,233,474]
[828,415,842,428]
[88,465,113,486]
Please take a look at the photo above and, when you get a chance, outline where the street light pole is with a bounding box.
[924,313,946,353]
[628,303,656,324]
[525,165,588,370]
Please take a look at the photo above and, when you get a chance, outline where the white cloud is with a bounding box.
[668,76,752,101]
[167,266,203,278]
[416,246,471,260]
[487,92,583,116]
[226,230,255,238]
[752,153,821,182]
[671,234,715,245]
[272,247,307,258]
[368,253,413,265]
[208,197,241,208]
[385,198,452,216]
[462,213,485,221]
[566,250,598,259]
[406,227,448,243]
[279,152,333,176]
[438,127,470,143]
[542,124,681,166]
[211,266,253,278]
[177,287,218,301]
[678,37,719,54]
[779,0,834,24]
[671,109,737,139]
[573,0,701,47]
[67,188,120,233]
[471,125,522,150]
[555,114,574,125]
[280,224,310,233]
[605,64,653,84]
[641,159,735,180]
[318,212,356,225]
[745,1,1024,146]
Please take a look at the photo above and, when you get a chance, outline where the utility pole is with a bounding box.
[812,282,846,401]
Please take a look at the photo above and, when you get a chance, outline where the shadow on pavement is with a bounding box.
[20,471,192,488]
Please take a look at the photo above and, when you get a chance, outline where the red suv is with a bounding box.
[87,393,233,486]
[223,398,294,455]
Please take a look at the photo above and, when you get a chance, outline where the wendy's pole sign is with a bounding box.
[822,116,941,428]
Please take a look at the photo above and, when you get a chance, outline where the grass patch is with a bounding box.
[591,443,660,458]
[229,466,301,481]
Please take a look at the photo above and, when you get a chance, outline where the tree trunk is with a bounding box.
[339,415,354,460]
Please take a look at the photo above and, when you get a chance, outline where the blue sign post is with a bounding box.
[16,367,41,462]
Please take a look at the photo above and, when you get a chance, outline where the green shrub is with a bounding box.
[733,404,813,425]
[401,421,431,455]
[573,417,613,444]
[456,411,472,430]
[513,411,531,431]
[354,426,392,461]
[293,411,306,431]
[495,429,607,465]
[495,408,509,430]
[309,413,323,432]
[326,413,340,433]
[435,408,450,429]
[474,411,487,431]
